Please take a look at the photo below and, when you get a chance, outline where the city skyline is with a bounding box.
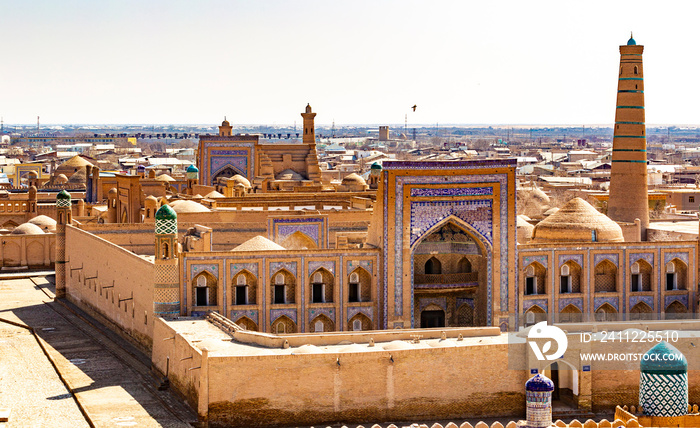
[3,1,700,125]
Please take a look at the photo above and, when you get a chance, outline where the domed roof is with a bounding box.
[532,197,624,243]
[627,33,636,46]
[59,155,94,169]
[169,200,210,214]
[230,174,251,188]
[11,223,45,235]
[155,204,177,220]
[370,162,382,170]
[28,215,57,231]
[526,373,554,392]
[341,173,366,186]
[25,171,38,179]
[517,215,534,243]
[222,118,230,126]
[543,207,559,217]
[275,169,305,181]
[145,195,158,202]
[529,187,550,205]
[186,164,199,173]
[55,174,68,184]
[205,191,224,198]
[640,341,687,374]
[231,236,286,252]
[57,190,71,200]
[155,174,176,182]
[67,169,86,184]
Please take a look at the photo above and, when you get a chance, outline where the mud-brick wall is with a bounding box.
[65,225,155,350]
[204,343,527,427]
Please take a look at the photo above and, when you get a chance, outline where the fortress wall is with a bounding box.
[65,225,155,350]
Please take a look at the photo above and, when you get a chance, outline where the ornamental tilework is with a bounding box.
[346,260,372,275]
[558,254,584,268]
[664,252,689,267]
[200,142,255,184]
[270,308,297,324]
[558,298,583,312]
[409,200,492,246]
[270,261,297,277]
[664,295,688,309]
[594,253,619,267]
[56,199,71,208]
[308,261,335,276]
[347,306,373,321]
[156,219,177,235]
[418,297,447,312]
[524,299,548,312]
[629,295,654,309]
[594,296,619,311]
[190,264,218,279]
[640,372,688,417]
[391,172,510,326]
[630,253,654,268]
[277,224,320,246]
[231,263,258,277]
[155,265,179,284]
[523,255,548,270]
[309,308,335,323]
[382,172,389,329]
[456,298,474,309]
[410,187,493,197]
[383,159,516,170]
[230,310,259,324]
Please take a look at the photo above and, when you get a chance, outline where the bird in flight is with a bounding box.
[411,105,417,112]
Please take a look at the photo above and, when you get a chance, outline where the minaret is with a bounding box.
[301,104,322,183]
[301,103,316,145]
[607,33,649,239]
[55,190,72,298]
[153,204,181,318]
[186,164,199,195]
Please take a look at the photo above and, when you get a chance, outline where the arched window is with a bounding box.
[425,257,442,274]
[525,265,537,296]
[274,273,286,304]
[277,323,286,334]
[353,319,362,331]
[311,270,327,303]
[161,242,169,259]
[313,272,323,283]
[457,257,471,273]
[634,65,638,75]
[235,274,248,305]
[631,262,640,292]
[560,264,571,293]
[666,261,676,290]
[314,320,324,332]
[349,272,360,303]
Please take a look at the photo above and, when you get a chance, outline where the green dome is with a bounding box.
[186,164,199,173]
[640,341,687,374]
[155,204,177,220]
[370,162,382,170]
[57,190,71,200]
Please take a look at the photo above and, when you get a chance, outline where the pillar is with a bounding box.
[55,190,72,299]
[154,204,181,317]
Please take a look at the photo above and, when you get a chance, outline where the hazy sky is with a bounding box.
[2,1,699,126]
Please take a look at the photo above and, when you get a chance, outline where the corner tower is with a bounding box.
[607,34,649,238]
[154,204,180,318]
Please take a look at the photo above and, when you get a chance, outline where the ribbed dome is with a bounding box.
[57,190,71,200]
[11,223,45,235]
[532,197,623,243]
[641,341,687,374]
[155,204,177,220]
[370,162,382,170]
[526,373,554,392]
[341,173,366,185]
[275,169,305,181]
[186,164,199,173]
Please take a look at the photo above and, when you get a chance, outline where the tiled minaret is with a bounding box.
[154,204,181,318]
[607,33,650,239]
[55,190,72,298]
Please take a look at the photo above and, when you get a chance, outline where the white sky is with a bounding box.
[2,1,699,126]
